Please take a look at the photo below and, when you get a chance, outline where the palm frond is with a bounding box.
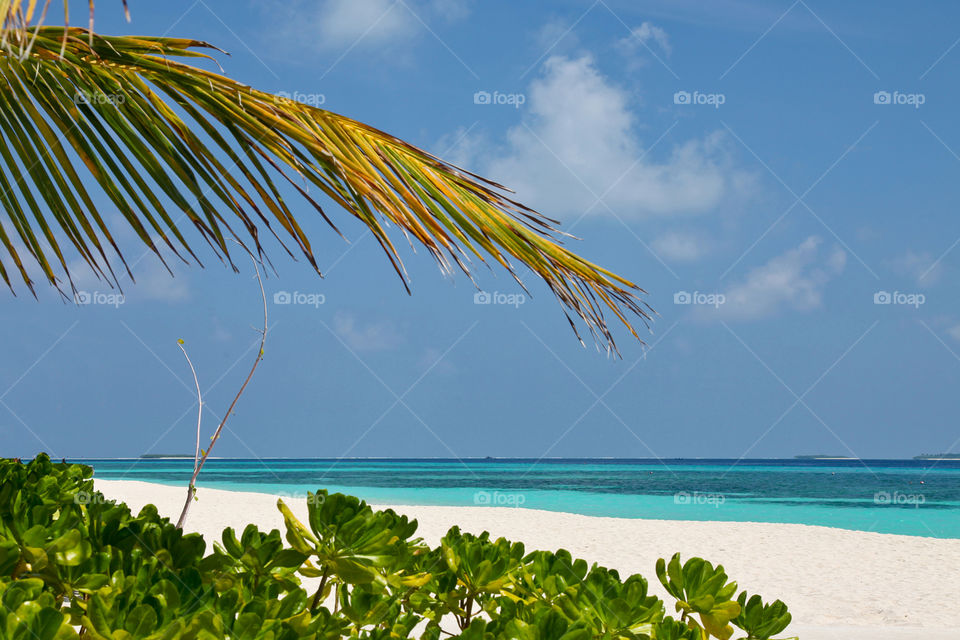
[1,0,130,55]
[0,26,653,352]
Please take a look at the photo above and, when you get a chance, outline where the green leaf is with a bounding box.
[0,538,20,576]
[123,604,157,637]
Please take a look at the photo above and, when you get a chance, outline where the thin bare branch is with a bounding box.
[175,337,203,526]
[176,246,267,529]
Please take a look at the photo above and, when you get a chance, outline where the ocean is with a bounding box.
[77,458,960,538]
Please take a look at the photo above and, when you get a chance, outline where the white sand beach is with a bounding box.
[96,480,960,640]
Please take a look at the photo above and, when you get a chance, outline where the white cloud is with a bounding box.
[211,318,233,343]
[429,0,470,22]
[714,236,846,320]
[418,346,457,374]
[532,18,582,57]
[463,55,750,221]
[334,311,401,352]
[0,226,189,304]
[948,325,960,342]
[617,21,672,58]
[291,0,469,52]
[651,231,708,262]
[889,250,940,287]
[435,125,487,171]
[313,0,417,50]
[129,257,189,303]
[67,239,189,303]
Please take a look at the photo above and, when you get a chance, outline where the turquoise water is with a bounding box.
[76,458,960,538]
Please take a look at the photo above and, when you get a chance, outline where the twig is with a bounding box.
[176,247,268,529]
[176,338,203,521]
[310,568,330,610]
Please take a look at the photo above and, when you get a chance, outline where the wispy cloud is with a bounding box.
[652,231,709,262]
[889,249,941,287]
[429,0,470,22]
[4,222,191,304]
[334,311,402,352]
[617,21,672,62]
[280,0,469,53]
[714,236,846,321]
[948,324,960,342]
[126,255,190,303]
[418,346,457,375]
[314,0,417,50]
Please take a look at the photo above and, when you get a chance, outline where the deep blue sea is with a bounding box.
[76,458,960,539]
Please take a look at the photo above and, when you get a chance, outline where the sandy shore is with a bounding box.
[96,479,960,640]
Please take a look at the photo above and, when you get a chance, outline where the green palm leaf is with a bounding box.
[0,14,653,351]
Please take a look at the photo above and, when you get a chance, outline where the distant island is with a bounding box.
[140,454,193,459]
[794,455,857,460]
[914,453,960,461]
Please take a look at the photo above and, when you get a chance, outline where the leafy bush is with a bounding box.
[0,455,794,639]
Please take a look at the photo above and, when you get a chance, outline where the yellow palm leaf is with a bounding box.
[0,17,653,352]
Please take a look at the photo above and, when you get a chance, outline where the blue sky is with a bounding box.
[3,0,960,460]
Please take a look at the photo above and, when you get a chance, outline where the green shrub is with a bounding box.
[0,455,794,639]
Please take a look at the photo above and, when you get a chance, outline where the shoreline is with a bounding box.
[96,477,942,539]
[95,479,960,639]
[90,476,956,540]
